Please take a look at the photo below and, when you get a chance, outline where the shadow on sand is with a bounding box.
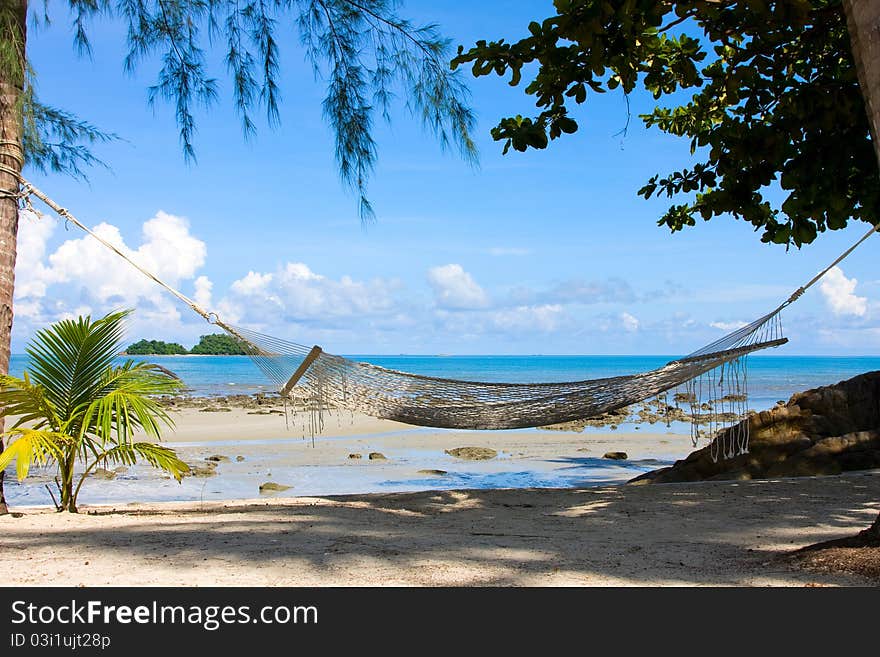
[4,472,879,585]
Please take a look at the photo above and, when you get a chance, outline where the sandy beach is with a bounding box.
[2,404,879,586]
[2,473,878,586]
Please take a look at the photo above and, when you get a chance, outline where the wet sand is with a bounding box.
[3,405,698,506]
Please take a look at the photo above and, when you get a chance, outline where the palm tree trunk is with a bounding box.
[843,0,880,538]
[59,453,77,513]
[0,0,27,515]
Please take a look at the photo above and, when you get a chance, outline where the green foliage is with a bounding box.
[20,88,117,179]
[452,0,880,247]
[189,333,248,355]
[124,339,189,355]
[9,1,477,219]
[0,4,116,178]
[0,310,187,512]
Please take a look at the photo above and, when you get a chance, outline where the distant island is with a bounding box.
[124,339,189,355]
[123,333,248,356]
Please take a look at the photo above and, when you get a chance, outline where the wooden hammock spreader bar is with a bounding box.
[671,337,789,365]
[280,345,323,396]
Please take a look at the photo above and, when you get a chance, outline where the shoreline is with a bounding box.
[4,401,694,507]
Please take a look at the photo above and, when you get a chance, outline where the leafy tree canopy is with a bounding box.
[452,0,879,248]
[124,339,189,355]
[189,333,248,355]
[6,0,477,218]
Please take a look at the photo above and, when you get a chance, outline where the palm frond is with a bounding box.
[26,309,133,422]
[0,428,69,481]
[94,442,189,482]
[0,372,59,430]
[76,361,182,444]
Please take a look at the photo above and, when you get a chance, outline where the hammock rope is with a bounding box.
[14,179,880,458]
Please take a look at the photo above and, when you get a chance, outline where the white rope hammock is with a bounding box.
[15,180,880,459]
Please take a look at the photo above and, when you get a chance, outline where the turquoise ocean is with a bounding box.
[11,353,880,411]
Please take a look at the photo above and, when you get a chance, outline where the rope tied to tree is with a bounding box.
[0,140,24,167]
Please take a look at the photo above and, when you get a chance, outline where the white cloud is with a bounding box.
[491,304,566,333]
[13,298,43,322]
[13,210,207,338]
[621,311,640,332]
[820,266,867,316]
[40,211,205,304]
[222,262,399,322]
[427,264,489,309]
[710,320,748,331]
[230,271,274,296]
[13,209,406,349]
[595,311,641,334]
[193,276,213,309]
[14,211,55,300]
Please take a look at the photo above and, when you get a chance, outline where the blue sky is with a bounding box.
[13,1,880,355]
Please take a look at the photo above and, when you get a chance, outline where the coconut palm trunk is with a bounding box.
[60,454,76,513]
[843,0,880,537]
[0,0,27,515]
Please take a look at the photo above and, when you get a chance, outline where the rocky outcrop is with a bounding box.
[188,464,218,477]
[89,468,116,480]
[445,447,497,460]
[631,371,880,484]
[259,482,291,493]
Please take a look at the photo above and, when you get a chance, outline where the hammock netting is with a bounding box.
[212,309,788,458]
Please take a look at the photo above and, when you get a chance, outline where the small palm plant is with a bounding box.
[0,310,189,512]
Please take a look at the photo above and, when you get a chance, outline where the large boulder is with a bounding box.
[631,371,880,484]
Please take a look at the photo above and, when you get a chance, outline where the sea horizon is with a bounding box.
[10,353,880,411]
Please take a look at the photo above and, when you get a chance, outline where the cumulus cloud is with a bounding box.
[14,211,206,332]
[14,211,55,301]
[13,209,410,350]
[427,264,489,309]
[490,304,566,333]
[193,276,213,309]
[594,311,641,334]
[231,271,274,296]
[710,320,748,331]
[42,212,204,301]
[820,266,867,317]
[222,262,400,323]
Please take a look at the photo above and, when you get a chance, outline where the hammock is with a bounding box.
[16,181,880,459]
